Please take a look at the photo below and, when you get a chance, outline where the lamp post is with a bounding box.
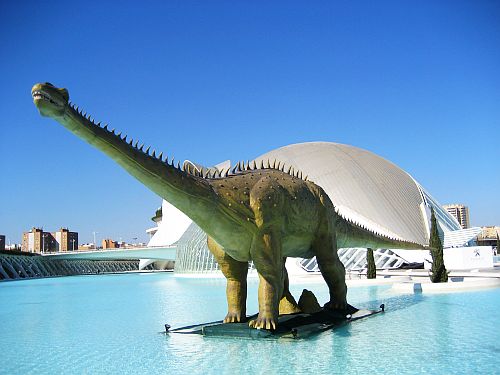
[92,231,98,250]
[42,233,48,254]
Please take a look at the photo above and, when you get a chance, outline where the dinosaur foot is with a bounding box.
[248,314,277,330]
[324,300,348,311]
[223,312,247,323]
[324,301,358,315]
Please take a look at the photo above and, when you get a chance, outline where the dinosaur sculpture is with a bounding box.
[32,82,423,330]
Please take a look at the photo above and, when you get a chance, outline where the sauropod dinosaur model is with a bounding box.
[32,82,423,330]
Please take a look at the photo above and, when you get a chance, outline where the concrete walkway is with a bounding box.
[391,277,500,294]
[375,267,500,293]
[289,266,500,293]
[377,266,500,279]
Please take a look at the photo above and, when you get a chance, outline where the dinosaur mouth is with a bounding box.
[32,90,64,107]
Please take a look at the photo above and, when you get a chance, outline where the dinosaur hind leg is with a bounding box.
[278,259,301,315]
[207,236,248,323]
[248,231,284,330]
[312,222,347,310]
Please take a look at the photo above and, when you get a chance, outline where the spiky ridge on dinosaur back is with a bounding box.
[63,101,310,181]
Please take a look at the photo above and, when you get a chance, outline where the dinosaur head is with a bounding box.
[31,82,69,118]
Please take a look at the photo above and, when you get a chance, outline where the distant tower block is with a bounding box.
[443,204,470,229]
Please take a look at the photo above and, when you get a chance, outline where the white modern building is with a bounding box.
[146,200,192,248]
[147,142,487,274]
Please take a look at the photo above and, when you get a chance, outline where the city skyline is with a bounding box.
[1,1,499,243]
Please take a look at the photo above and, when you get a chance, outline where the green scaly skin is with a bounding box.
[32,82,424,330]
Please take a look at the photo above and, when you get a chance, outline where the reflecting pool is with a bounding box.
[1,273,499,374]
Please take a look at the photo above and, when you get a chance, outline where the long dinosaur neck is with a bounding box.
[53,104,218,228]
[335,213,424,250]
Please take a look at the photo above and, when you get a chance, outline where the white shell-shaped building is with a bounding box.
[149,142,479,273]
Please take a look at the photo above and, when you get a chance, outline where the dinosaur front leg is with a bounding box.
[313,229,347,310]
[207,236,248,323]
[248,232,284,330]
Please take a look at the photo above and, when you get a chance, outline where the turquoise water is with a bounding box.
[1,273,499,374]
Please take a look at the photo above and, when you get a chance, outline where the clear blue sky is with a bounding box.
[0,1,499,245]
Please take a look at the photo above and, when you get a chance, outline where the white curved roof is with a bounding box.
[253,142,451,247]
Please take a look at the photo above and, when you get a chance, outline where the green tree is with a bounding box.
[366,248,376,279]
[429,208,448,283]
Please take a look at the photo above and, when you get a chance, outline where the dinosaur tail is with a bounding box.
[334,211,427,250]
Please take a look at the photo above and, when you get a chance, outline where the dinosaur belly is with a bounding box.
[208,227,254,262]
[282,235,315,258]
